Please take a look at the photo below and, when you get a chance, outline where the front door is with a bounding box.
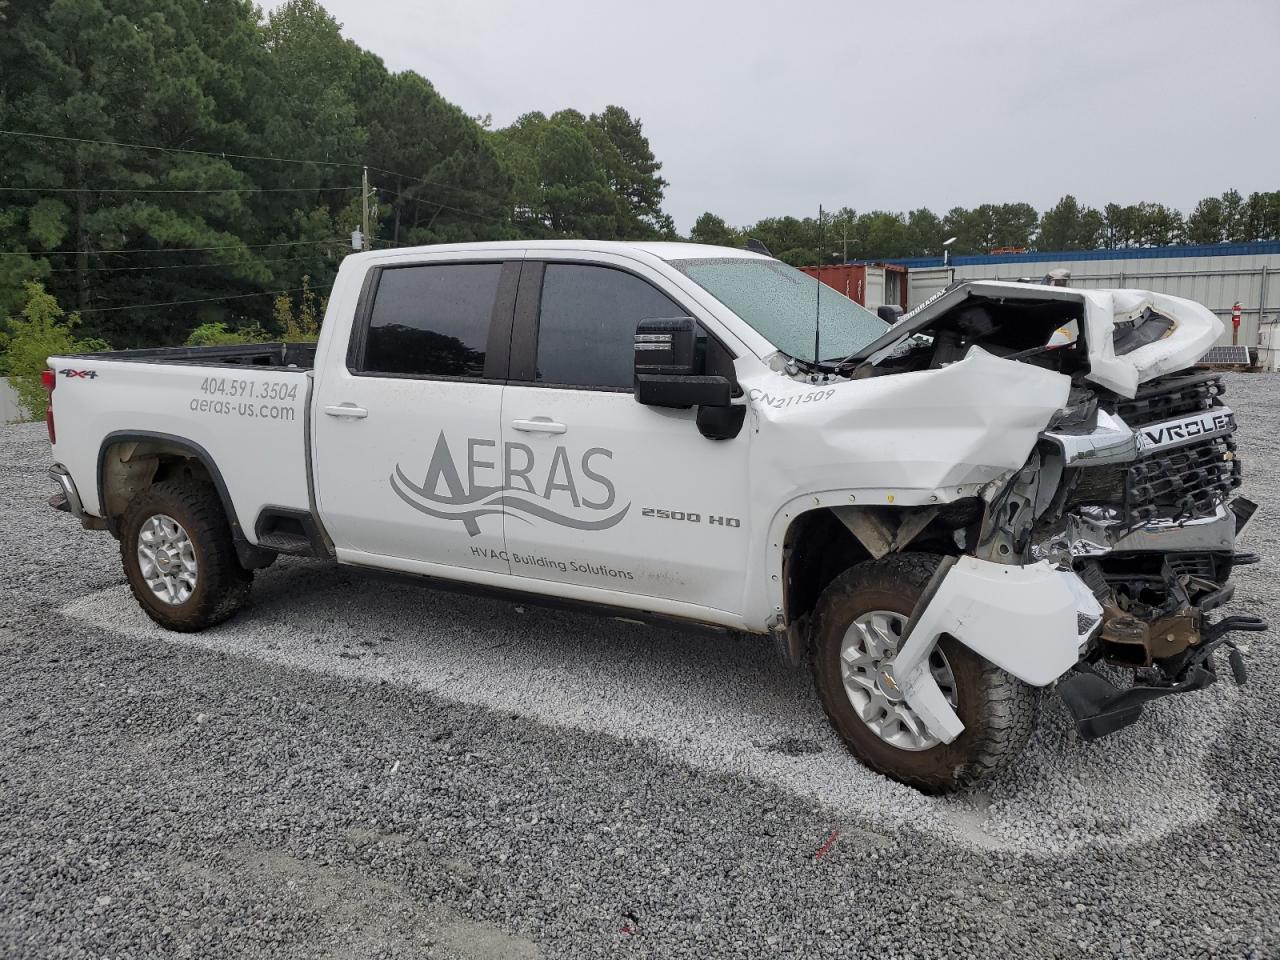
[313,257,519,574]
[500,255,753,617]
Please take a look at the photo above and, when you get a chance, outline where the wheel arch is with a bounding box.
[777,507,871,635]
[97,430,272,568]
[765,494,977,648]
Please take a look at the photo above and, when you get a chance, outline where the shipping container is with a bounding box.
[799,263,908,310]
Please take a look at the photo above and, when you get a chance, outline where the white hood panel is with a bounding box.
[1076,287,1223,397]
[741,347,1072,507]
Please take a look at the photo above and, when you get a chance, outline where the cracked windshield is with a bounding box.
[674,258,889,363]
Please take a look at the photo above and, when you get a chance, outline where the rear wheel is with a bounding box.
[811,553,1038,792]
[121,480,252,631]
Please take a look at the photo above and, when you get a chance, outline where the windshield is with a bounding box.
[672,258,889,363]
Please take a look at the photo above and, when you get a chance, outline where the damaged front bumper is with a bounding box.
[1056,602,1266,740]
[893,555,1104,744]
[893,549,1268,745]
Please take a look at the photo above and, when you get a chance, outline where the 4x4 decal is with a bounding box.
[390,432,630,536]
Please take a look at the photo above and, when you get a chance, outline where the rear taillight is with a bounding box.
[41,368,56,444]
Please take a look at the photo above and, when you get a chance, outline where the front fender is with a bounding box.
[893,556,1102,743]
[739,349,1070,631]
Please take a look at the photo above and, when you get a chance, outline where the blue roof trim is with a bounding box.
[864,240,1280,269]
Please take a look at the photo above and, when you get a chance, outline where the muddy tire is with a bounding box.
[811,552,1038,793]
[120,480,253,632]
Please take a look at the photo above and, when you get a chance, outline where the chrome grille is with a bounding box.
[1115,371,1223,428]
[1126,435,1240,522]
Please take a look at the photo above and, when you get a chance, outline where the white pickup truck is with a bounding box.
[44,240,1265,791]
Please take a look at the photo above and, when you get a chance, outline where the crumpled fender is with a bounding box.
[892,556,1103,743]
[743,348,1072,631]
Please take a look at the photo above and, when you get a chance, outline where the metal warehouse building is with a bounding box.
[889,241,1280,367]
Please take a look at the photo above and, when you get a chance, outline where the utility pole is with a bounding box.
[361,165,370,243]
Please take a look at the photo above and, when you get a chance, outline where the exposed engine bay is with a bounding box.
[856,290,1095,378]
[843,279,1222,395]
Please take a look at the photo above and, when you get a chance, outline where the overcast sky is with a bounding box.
[262,0,1279,233]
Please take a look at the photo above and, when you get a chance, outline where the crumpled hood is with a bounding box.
[741,347,1071,505]
[1074,286,1223,396]
[858,281,1224,399]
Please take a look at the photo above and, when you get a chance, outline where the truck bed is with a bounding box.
[89,341,318,370]
[48,343,316,545]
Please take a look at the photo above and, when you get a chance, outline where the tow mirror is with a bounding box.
[877,304,904,324]
[633,317,730,409]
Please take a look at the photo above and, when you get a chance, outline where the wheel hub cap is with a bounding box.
[137,514,198,606]
[875,666,904,703]
[839,610,958,752]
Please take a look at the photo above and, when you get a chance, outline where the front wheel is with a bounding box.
[120,480,253,632]
[811,553,1038,792]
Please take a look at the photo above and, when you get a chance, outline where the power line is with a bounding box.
[366,171,513,211]
[369,183,511,227]
[75,284,332,315]
[0,129,368,172]
[43,254,328,274]
[1,128,514,218]
[0,185,360,195]
[1,127,521,253]
[0,238,347,257]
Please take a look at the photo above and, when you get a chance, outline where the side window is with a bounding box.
[535,264,686,389]
[361,263,502,378]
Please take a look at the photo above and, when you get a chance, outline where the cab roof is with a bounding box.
[347,239,770,264]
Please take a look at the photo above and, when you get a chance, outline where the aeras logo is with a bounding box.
[390,433,629,536]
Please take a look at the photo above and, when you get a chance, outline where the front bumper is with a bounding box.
[894,551,1267,745]
[1057,604,1266,739]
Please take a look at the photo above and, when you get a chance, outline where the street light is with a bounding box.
[942,236,957,267]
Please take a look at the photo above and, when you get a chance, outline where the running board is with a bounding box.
[255,531,314,555]
[253,506,332,559]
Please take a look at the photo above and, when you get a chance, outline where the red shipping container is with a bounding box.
[800,263,908,309]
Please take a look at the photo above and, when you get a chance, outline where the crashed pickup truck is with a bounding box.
[43,241,1265,791]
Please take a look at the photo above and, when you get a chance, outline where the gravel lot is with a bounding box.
[2,373,1279,958]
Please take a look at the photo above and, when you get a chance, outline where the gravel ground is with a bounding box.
[2,373,1279,958]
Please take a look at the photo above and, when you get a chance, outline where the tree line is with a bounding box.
[2,0,1278,360]
[0,0,673,351]
[691,190,1280,267]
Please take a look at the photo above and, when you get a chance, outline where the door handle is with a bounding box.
[511,418,567,434]
[323,403,369,419]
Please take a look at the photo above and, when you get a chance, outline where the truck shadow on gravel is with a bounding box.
[60,554,1264,856]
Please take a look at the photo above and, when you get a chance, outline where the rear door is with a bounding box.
[499,253,753,616]
[313,255,519,574]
